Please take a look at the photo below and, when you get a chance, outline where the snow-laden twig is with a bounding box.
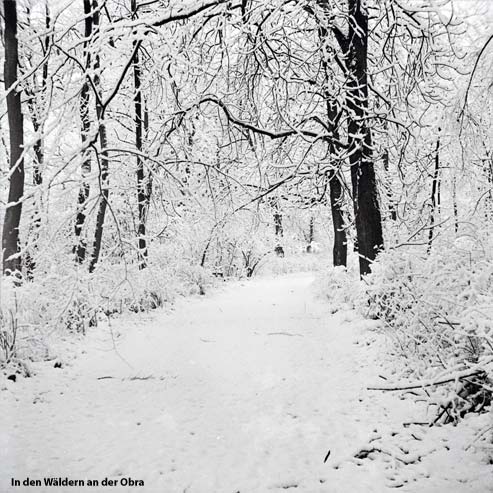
[367,367,488,391]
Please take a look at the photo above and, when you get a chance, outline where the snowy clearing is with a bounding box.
[1,273,492,492]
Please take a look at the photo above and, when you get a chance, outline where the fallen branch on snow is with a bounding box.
[367,369,486,391]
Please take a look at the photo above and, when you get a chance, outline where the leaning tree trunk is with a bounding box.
[345,0,384,276]
[2,0,25,275]
[74,0,93,263]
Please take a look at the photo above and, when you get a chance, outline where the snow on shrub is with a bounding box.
[358,237,492,441]
[314,265,359,313]
[259,251,327,276]
[316,234,492,449]
[362,242,493,377]
[0,247,215,365]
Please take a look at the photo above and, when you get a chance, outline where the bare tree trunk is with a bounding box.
[428,132,441,253]
[2,0,25,275]
[88,0,110,273]
[452,175,459,234]
[316,3,348,268]
[345,0,384,275]
[143,100,152,208]
[132,0,148,269]
[328,170,347,266]
[31,4,50,189]
[74,0,93,263]
[24,3,51,278]
[271,198,284,257]
[88,121,109,273]
[326,99,347,267]
[382,144,397,221]
[306,215,314,252]
[484,151,493,224]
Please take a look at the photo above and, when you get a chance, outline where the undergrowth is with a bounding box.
[318,234,493,450]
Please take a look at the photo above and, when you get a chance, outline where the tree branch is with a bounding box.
[152,0,241,27]
[197,96,323,140]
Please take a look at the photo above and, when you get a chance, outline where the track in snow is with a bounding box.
[2,273,491,493]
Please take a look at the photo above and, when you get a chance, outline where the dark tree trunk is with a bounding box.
[326,98,347,267]
[32,4,50,188]
[452,176,459,233]
[143,100,153,206]
[328,171,347,267]
[272,198,284,257]
[134,55,147,269]
[88,123,109,273]
[345,0,384,275]
[316,4,348,268]
[132,0,148,269]
[24,4,51,279]
[32,119,43,188]
[24,4,49,190]
[2,0,25,275]
[89,0,110,273]
[306,216,314,252]
[427,132,441,253]
[382,145,397,221]
[74,0,93,263]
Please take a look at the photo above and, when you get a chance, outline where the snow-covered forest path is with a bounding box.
[2,273,491,492]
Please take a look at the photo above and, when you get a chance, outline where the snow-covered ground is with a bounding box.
[1,273,492,492]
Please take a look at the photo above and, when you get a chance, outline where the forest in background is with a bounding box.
[0,0,492,434]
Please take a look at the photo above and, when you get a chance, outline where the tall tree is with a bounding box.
[2,0,25,275]
[132,0,148,269]
[428,130,441,252]
[74,0,94,263]
[88,0,110,273]
[335,0,384,275]
[270,197,285,257]
[315,7,348,267]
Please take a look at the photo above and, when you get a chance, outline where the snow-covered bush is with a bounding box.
[362,242,493,375]
[314,265,359,313]
[0,245,216,364]
[314,232,492,440]
[359,237,493,431]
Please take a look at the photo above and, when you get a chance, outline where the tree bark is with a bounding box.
[132,0,148,269]
[31,4,50,189]
[427,132,441,253]
[88,0,110,273]
[452,175,459,234]
[382,139,397,221]
[319,26,347,267]
[2,0,25,275]
[316,1,348,267]
[326,97,347,267]
[345,0,384,275]
[24,3,51,278]
[306,215,314,252]
[88,119,109,273]
[328,170,347,266]
[74,0,93,263]
[271,198,284,257]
